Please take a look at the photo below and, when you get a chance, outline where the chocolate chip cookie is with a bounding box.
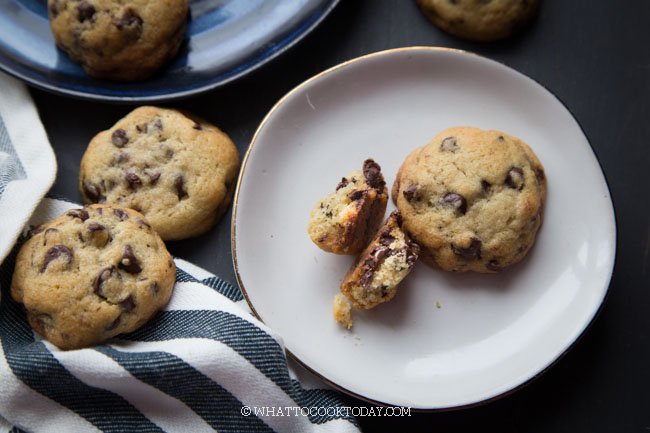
[392,126,546,273]
[79,106,240,241]
[340,211,420,309]
[11,204,176,350]
[308,159,388,255]
[416,0,541,42]
[47,0,189,81]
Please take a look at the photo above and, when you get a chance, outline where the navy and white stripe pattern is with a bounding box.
[0,198,360,433]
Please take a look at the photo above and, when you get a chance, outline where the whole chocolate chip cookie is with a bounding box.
[392,126,546,273]
[47,0,189,81]
[79,106,240,241]
[415,0,541,42]
[11,204,176,350]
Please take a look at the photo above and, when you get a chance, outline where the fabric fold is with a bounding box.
[0,73,57,264]
[0,197,360,433]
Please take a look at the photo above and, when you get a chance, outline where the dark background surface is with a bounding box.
[27,0,649,431]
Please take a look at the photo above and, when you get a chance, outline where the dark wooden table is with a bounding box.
[31,1,649,431]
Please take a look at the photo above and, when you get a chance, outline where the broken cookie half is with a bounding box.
[308,159,388,255]
[335,210,420,327]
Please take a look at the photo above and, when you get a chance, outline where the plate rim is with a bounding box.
[231,46,618,410]
[0,0,340,103]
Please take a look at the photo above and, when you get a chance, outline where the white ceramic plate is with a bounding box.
[232,47,616,409]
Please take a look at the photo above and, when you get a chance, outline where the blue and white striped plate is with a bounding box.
[0,0,339,102]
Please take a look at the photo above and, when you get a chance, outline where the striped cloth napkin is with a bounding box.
[0,199,361,433]
[0,72,360,432]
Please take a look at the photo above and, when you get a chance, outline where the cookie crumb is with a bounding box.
[333,294,353,329]
[436,300,441,309]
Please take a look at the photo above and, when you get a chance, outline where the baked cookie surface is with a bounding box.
[416,0,541,42]
[47,0,189,81]
[392,126,546,273]
[11,204,176,350]
[79,106,240,241]
[308,159,388,255]
[340,211,420,309]
[332,294,353,329]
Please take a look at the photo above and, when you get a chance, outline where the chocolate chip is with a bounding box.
[78,233,84,242]
[363,159,385,190]
[83,180,102,203]
[360,245,390,287]
[118,245,141,274]
[536,168,545,182]
[114,8,143,33]
[76,1,95,22]
[41,245,74,272]
[318,234,327,243]
[505,167,525,190]
[174,175,188,200]
[379,232,395,246]
[32,311,53,328]
[143,168,161,185]
[406,247,419,266]
[137,219,151,229]
[440,137,458,152]
[348,190,365,201]
[441,193,467,214]
[27,225,44,239]
[43,227,58,246]
[497,135,505,141]
[136,123,147,133]
[486,260,501,271]
[67,209,89,221]
[111,129,128,147]
[452,237,482,260]
[87,223,109,247]
[119,295,135,312]
[151,282,159,294]
[481,180,491,192]
[87,223,105,232]
[105,316,121,331]
[117,152,130,164]
[391,210,403,226]
[336,177,349,191]
[154,119,163,131]
[125,171,142,188]
[193,123,202,130]
[403,184,419,202]
[49,0,59,17]
[113,208,129,221]
[94,265,120,297]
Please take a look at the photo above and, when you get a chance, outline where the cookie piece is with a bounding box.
[416,0,541,42]
[79,106,240,241]
[47,0,189,80]
[11,204,176,350]
[308,159,388,255]
[393,126,546,273]
[340,211,420,309]
[333,294,353,329]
